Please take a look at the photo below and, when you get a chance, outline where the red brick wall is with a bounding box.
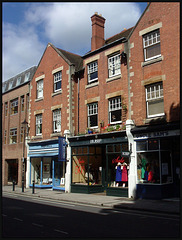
[77,43,128,135]
[129,2,180,126]
[29,44,71,140]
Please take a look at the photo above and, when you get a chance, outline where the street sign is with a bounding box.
[122,151,130,157]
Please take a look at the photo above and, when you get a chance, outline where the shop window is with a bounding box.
[161,151,172,183]
[36,114,42,135]
[108,53,121,78]
[146,82,164,118]
[37,79,43,99]
[54,71,62,92]
[53,109,61,133]
[31,158,41,184]
[72,146,102,186]
[53,161,66,188]
[137,152,160,184]
[143,29,161,61]
[87,102,98,128]
[136,139,172,184]
[31,157,52,185]
[109,96,122,124]
[42,158,52,184]
[107,143,129,188]
[87,61,98,84]
[9,128,17,144]
[10,98,18,115]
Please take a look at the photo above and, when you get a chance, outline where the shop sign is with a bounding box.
[59,137,66,161]
[134,129,179,140]
[90,139,102,144]
[122,151,130,157]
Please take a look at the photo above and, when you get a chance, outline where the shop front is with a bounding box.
[69,131,130,197]
[132,122,180,199]
[28,137,66,190]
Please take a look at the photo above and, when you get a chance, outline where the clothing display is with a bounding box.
[115,165,122,182]
[121,165,128,182]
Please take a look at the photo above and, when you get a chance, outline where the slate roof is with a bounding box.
[2,66,37,94]
[105,27,133,45]
[56,48,83,72]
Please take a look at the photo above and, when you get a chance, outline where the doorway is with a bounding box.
[7,159,18,184]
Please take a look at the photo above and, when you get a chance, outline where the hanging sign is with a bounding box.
[59,137,66,161]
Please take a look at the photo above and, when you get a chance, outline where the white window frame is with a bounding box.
[87,61,98,84]
[10,98,18,115]
[36,114,42,136]
[108,53,121,78]
[88,102,98,128]
[146,82,164,118]
[37,79,43,99]
[9,128,17,144]
[109,97,122,124]
[143,29,161,61]
[53,109,61,133]
[54,71,62,92]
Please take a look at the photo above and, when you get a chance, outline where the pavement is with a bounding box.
[2,185,180,215]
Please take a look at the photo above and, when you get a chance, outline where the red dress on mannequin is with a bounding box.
[121,165,128,182]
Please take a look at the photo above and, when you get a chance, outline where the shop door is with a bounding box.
[7,159,18,184]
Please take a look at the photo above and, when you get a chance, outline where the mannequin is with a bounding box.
[121,162,128,187]
[115,162,122,187]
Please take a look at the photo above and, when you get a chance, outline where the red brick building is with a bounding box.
[125,2,180,199]
[27,43,82,191]
[2,66,37,187]
[69,13,133,196]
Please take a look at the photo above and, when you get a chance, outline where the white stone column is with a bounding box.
[64,130,71,193]
[26,137,30,188]
[126,119,136,198]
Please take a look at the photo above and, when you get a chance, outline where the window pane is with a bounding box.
[148,139,159,150]
[137,152,160,184]
[146,43,161,59]
[136,141,147,151]
[161,151,172,183]
[148,99,164,116]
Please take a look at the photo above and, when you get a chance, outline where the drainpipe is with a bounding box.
[125,40,136,199]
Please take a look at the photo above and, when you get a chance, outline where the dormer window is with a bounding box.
[87,61,98,84]
[25,72,30,82]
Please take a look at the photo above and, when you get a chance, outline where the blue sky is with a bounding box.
[2,2,148,82]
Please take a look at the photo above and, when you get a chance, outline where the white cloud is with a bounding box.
[3,2,142,81]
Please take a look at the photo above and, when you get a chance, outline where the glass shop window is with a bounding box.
[161,151,172,183]
[72,155,88,185]
[72,146,102,186]
[137,152,160,184]
[31,158,41,184]
[108,154,129,188]
[54,161,66,187]
[42,158,52,184]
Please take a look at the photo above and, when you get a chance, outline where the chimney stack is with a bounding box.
[91,12,105,51]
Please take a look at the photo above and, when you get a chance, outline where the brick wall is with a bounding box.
[129,2,180,126]
[29,44,72,141]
